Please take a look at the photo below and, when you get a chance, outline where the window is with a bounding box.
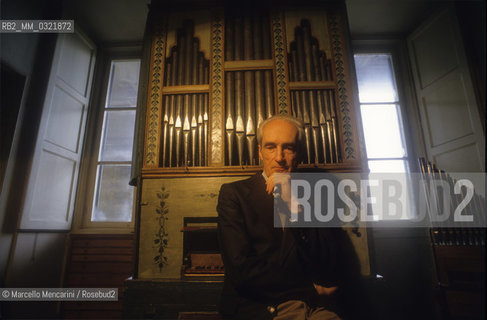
[74,51,141,231]
[354,53,409,173]
[92,60,140,222]
[354,51,414,220]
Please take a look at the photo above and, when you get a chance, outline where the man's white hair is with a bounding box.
[257,114,305,148]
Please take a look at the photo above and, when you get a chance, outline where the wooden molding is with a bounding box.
[209,8,225,166]
[271,10,291,115]
[224,59,274,71]
[288,81,336,90]
[141,161,363,178]
[144,23,166,168]
[161,84,210,94]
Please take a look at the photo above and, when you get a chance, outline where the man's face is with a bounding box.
[258,119,299,177]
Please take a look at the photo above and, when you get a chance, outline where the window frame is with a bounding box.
[72,46,142,233]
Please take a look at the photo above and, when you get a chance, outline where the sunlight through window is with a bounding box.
[354,53,412,219]
[354,54,408,173]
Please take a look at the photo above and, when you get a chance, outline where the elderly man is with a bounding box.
[217,115,345,320]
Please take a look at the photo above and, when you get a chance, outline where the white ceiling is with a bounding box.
[63,0,150,43]
[346,0,442,36]
[63,0,448,43]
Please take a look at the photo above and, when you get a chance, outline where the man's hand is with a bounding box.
[313,283,338,296]
[267,173,302,223]
[265,174,275,195]
[267,173,292,202]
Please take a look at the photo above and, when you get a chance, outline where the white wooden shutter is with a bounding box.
[20,31,95,230]
[408,7,485,174]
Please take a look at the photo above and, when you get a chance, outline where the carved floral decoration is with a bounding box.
[153,186,169,271]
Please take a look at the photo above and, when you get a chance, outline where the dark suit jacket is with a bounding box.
[217,173,343,319]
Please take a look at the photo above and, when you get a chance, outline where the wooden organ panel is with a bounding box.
[63,234,135,319]
[143,2,363,173]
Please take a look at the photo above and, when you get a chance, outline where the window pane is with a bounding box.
[106,60,141,108]
[367,171,413,220]
[355,54,398,103]
[367,161,412,219]
[92,165,133,222]
[99,110,136,161]
[368,159,408,173]
[361,104,406,158]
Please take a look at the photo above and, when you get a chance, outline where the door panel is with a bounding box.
[29,150,75,223]
[411,11,460,88]
[408,7,484,173]
[422,71,476,147]
[45,85,85,153]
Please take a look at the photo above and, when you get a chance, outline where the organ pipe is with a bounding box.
[160,21,209,167]
[288,19,342,164]
[224,71,274,165]
[159,17,343,168]
[225,10,271,61]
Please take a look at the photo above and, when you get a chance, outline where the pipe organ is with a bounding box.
[142,2,364,174]
[130,4,369,317]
